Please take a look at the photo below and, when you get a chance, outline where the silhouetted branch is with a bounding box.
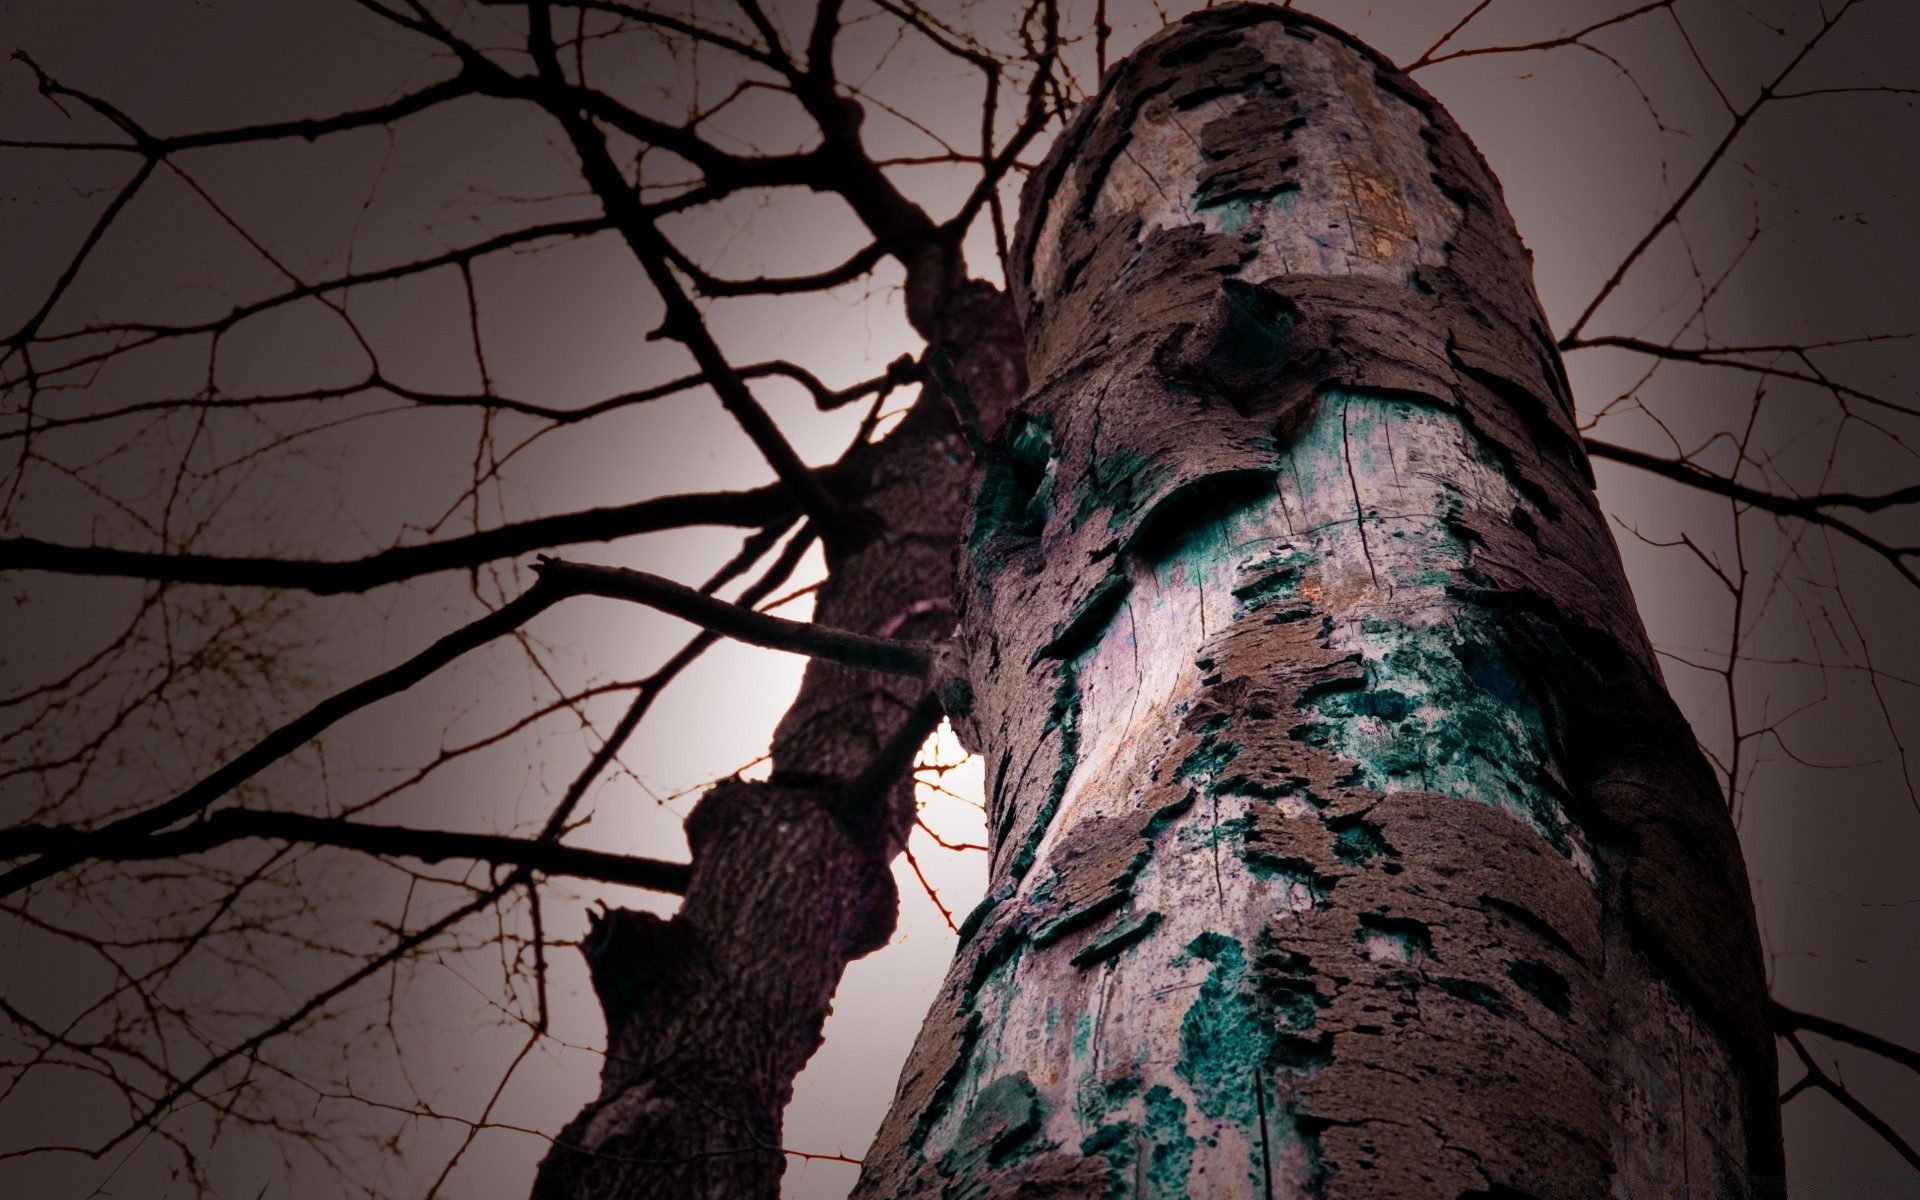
[478,6,865,549]
[10,218,610,366]
[1780,1027,1920,1168]
[0,584,568,899]
[659,235,891,298]
[1560,1,1861,345]
[1585,439,1919,587]
[530,556,933,676]
[0,811,692,894]
[8,50,478,155]
[0,483,806,593]
[1774,1000,1920,1078]
[1406,1,1672,71]
[1568,333,1918,419]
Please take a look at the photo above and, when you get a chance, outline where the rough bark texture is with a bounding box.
[856,7,1780,1198]
[529,274,1024,1193]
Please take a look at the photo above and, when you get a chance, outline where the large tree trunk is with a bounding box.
[856,7,1780,1198]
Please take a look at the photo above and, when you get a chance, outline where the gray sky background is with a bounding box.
[0,2,1914,1197]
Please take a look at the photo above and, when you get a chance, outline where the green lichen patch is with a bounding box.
[1163,933,1333,1190]
[970,412,1056,570]
[1196,182,1299,235]
[1176,933,1270,1129]
[1078,1121,1138,1200]
[1292,614,1573,853]
[941,1072,1047,1176]
[1074,445,1166,531]
[1142,1085,1197,1197]
[1267,393,1582,852]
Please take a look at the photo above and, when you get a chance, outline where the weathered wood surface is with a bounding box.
[856,6,1778,1197]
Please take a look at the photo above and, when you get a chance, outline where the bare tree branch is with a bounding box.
[0,483,807,593]
[0,583,568,899]
[1560,1,1861,346]
[1585,439,1918,587]
[1775,1000,1920,1078]
[0,811,693,894]
[1780,1027,1920,1168]
[530,556,933,676]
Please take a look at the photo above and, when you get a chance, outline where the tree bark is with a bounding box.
[527,278,1026,1192]
[857,7,1780,1198]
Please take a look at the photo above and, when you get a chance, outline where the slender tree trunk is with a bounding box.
[857,7,1780,1198]
[528,275,1025,1191]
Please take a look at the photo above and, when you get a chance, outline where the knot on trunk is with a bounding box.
[1157,277,1302,414]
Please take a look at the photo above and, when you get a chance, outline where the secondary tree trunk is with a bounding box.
[856,7,1780,1198]
[527,282,1025,1192]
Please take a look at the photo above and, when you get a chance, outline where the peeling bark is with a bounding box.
[858,7,1779,1198]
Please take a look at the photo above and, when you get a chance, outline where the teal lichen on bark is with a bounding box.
[1070,1078,1194,1199]
[1264,391,1583,853]
[1171,933,1329,1192]
[1175,934,1270,1129]
[1074,444,1165,530]
[1328,813,1394,865]
[969,412,1055,569]
[940,1071,1047,1178]
[1010,662,1084,880]
[1140,1085,1196,1197]
[1195,182,1298,235]
[1293,615,1571,852]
